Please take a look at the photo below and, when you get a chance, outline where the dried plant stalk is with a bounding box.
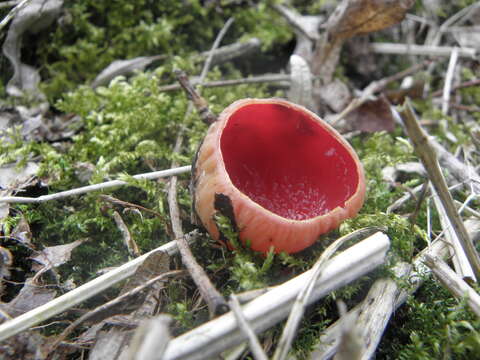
[424,254,480,317]
[162,232,390,360]
[399,100,480,280]
[0,233,197,342]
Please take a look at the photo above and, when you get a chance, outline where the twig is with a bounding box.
[0,232,198,342]
[370,43,476,58]
[113,210,141,257]
[162,232,390,360]
[0,165,191,204]
[167,18,233,318]
[399,100,480,280]
[430,138,480,195]
[431,78,480,97]
[442,47,459,115]
[431,185,475,282]
[99,194,163,218]
[198,37,261,66]
[158,74,291,92]
[272,228,375,360]
[174,70,218,125]
[199,17,234,83]
[424,254,480,317]
[272,4,319,42]
[229,294,268,360]
[311,219,480,359]
[332,60,431,125]
[45,270,183,354]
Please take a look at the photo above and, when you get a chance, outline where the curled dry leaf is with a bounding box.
[326,0,416,41]
[0,277,56,318]
[31,238,86,274]
[2,0,63,98]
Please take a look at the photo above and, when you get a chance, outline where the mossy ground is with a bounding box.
[1,1,480,359]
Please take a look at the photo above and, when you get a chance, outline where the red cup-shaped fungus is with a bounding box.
[192,98,366,254]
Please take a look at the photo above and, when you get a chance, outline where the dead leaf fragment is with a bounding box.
[0,330,52,360]
[327,0,416,41]
[31,238,86,273]
[0,162,39,190]
[0,277,56,318]
[345,95,395,133]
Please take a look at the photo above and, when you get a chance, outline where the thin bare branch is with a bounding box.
[168,18,233,318]
[371,43,476,58]
[424,254,480,317]
[0,232,198,342]
[0,165,191,204]
[162,232,390,360]
[273,228,383,360]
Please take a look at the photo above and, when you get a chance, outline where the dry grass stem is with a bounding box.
[0,233,197,342]
[424,254,480,318]
[162,232,390,360]
[167,18,234,317]
[0,165,191,204]
[159,73,291,92]
[272,228,380,360]
[442,47,459,115]
[312,219,480,359]
[229,294,268,360]
[45,270,182,355]
[431,185,475,282]
[399,100,480,280]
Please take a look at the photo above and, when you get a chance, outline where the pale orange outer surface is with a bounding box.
[193,98,366,254]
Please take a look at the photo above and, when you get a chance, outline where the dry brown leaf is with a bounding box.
[345,95,395,133]
[31,238,86,273]
[87,251,171,359]
[327,0,416,41]
[0,330,54,360]
[0,277,56,318]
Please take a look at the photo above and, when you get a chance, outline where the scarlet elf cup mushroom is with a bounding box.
[192,98,366,254]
